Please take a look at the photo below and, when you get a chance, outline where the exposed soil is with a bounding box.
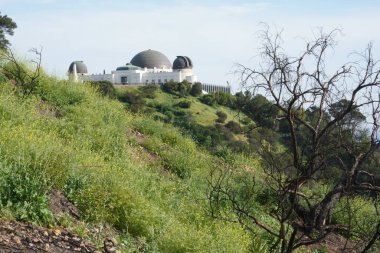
[130,129,159,162]
[306,233,358,253]
[0,189,123,252]
[49,189,80,221]
[0,220,100,253]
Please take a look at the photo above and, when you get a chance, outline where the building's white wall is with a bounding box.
[83,74,113,82]
[79,67,197,85]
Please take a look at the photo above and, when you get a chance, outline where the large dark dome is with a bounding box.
[130,49,171,69]
[68,61,88,74]
[173,56,193,70]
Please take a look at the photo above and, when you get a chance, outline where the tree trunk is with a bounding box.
[315,184,344,228]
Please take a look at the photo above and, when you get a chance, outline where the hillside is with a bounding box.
[0,69,379,252]
[0,76,260,252]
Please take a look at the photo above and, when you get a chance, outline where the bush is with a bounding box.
[216,111,227,123]
[190,82,202,96]
[225,120,242,134]
[36,78,86,110]
[213,92,235,107]
[88,80,116,98]
[177,100,191,108]
[199,94,216,106]
[118,91,145,112]
[161,80,191,97]
[0,161,53,224]
[138,84,158,99]
[1,48,43,96]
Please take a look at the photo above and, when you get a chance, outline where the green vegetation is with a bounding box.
[0,17,379,252]
[0,67,258,252]
[190,82,202,97]
[87,80,117,98]
[0,62,378,251]
[0,12,17,49]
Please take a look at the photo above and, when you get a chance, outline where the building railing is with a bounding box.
[201,83,231,94]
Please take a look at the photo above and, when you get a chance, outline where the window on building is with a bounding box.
[146,80,149,84]
[121,76,128,84]
[164,79,167,83]
[158,79,161,84]
[152,80,155,84]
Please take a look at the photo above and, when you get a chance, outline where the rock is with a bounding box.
[13,235,22,245]
[72,236,81,242]
[15,231,24,237]
[53,229,61,236]
[0,220,101,252]
[104,237,118,253]
[105,247,117,253]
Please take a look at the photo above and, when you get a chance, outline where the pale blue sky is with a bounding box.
[1,0,380,90]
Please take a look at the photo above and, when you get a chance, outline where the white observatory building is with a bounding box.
[68,49,197,85]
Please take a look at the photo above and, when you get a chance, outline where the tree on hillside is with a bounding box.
[0,13,17,50]
[190,82,202,96]
[88,80,116,98]
[209,26,380,252]
[0,47,42,96]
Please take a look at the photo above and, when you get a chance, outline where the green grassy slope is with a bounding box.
[149,90,239,126]
[0,77,258,252]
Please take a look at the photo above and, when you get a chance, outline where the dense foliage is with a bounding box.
[0,12,17,49]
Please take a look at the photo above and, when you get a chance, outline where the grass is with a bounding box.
[146,89,242,126]
[0,76,256,252]
[3,75,376,252]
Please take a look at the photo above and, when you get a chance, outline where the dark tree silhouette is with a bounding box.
[0,47,42,96]
[0,13,17,50]
[209,26,380,252]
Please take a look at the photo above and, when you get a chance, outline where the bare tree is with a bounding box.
[209,26,380,252]
[0,46,42,96]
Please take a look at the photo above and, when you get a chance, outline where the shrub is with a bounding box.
[199,94,216,106]
[190,82,202,96]
[118,91,145,112]
[36,78,86,110]
[161,151,193,179]
[88,80,116,98]
[161,80,191,97]
[161,80,177,94]
[225,120,242,134]
[139,84,158,99]
[214,145,234,163]
[177,100,191,108]
[216,111,227,123]
[0,161,53,224]
[173,110,186,117]
[1,48,43,96]
[177,80,191,97]
[164,110,175,123]
[213,92,235,107]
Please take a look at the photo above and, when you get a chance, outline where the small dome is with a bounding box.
[173,56,193,70]
[130,49,171,69]
[116,63,141,71]
[68,61,88,74]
